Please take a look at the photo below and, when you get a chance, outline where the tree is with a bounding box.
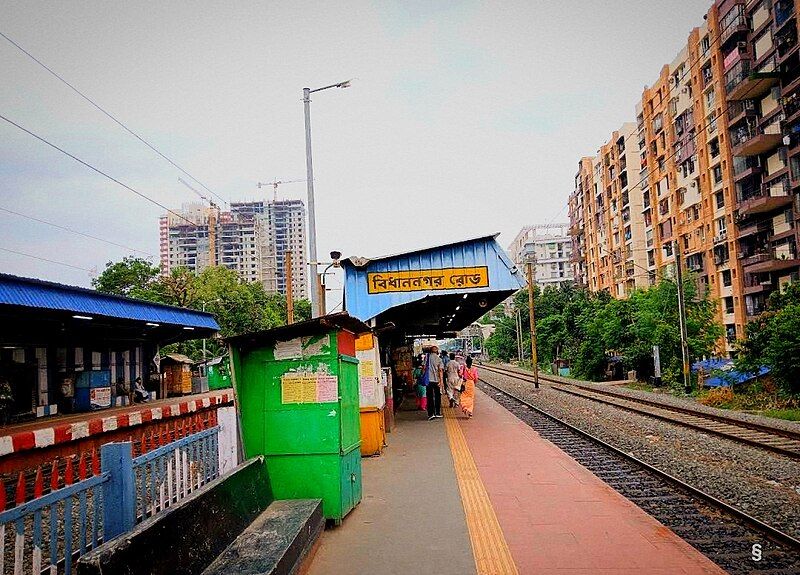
[737,283,800,394]
[92,257,160,298]
[483,278,723,386]
[93,257,308,361]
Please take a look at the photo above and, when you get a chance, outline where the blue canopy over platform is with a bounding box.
[342,234,525,337]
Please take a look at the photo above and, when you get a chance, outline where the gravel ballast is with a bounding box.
[481,370,800,541]
[496,363,800,435]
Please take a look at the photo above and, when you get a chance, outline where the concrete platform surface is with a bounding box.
[463,387,726,575]
[306,388,727,575]
[306,409,477,575]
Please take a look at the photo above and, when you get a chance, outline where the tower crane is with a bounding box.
[178,177,219,267]
[257,179,307,201]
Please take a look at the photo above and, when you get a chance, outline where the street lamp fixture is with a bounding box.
[303,80,352,318]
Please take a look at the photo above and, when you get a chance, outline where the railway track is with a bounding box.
[476,377,800,575]
[481,364,800,459]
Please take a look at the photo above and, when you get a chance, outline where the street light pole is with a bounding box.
[302,80,351,317]
[302,87,319,317]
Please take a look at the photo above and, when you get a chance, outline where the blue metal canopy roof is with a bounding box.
[342,234,524,329]
[0,273,219,330]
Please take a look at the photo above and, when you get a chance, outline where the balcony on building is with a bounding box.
[738,176,792,216]
[777,24,799,64]
[686,252,704,273]
[730,116,784,157]
[743,272,774,295]
[776,0,796,30]
[746,293,768,319]
[720,4,748,47]
[713,242,730,266]
[733,155,763,182]
[728,99,758,127]
[740,244,800,273]
[725,56,780,101]
[737,216,772,238]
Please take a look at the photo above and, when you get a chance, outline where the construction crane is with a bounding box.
[178,177,219,267]
[257,179,307,201]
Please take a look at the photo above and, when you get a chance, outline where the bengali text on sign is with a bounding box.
[367,266,489,294]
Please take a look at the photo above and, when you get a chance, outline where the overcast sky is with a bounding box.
[1,0,712,293]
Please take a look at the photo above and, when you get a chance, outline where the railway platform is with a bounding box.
[307,388,725,575]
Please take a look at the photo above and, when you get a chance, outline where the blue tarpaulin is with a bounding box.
[692,359,770,387]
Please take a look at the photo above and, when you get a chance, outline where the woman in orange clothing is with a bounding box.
[460,356,478,418]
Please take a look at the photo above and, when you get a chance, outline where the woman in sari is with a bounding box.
[460,356,478,418]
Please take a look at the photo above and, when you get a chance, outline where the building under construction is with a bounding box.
[159,199,308,298]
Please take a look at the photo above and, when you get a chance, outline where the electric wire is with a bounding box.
[0,246,93,273]
[0,206,156,257]
[0,113,196,226]
[0,30,229,207]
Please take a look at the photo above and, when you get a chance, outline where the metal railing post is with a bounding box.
[101,442,135,540]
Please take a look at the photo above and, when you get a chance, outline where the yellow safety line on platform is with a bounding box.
[443,408,519,575]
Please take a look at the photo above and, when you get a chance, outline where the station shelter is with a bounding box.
[0,273,219,422]
[341,234,525,444]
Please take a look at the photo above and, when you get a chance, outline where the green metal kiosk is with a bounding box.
[227,313,369,522]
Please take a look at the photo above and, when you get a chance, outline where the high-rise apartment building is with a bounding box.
[570,124,649,298]
[159,199,308,299]
[719,0,800,328]
[507,224,574,287]
[570,2,800,354]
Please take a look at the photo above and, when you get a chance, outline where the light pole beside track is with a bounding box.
[303,80,351,317]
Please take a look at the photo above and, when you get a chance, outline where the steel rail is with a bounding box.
[481,364,800,458]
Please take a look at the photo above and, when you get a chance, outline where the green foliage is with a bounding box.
[737,283,800,394]
[484,279,723,385]
[92,257,161,298]
[93,258,311,361]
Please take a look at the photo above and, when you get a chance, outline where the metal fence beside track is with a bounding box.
[0,425,220,575]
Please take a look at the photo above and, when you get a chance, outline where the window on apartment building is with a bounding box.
[706,111,718,134]
[722,269,732,287]
[701,35,710,56]
[669,98,678,117]
[663,242,674,257]
[653,113,663,133]
[715,191,725,209]
[709,138,720,158]
[713,164,723,184]
[717,216,727,234]
[706,88,715,108]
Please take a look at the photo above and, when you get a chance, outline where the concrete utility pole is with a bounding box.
[285,251,294,324]
[303,80,351,317]
[673,240,691,393]
[526,260,540,389]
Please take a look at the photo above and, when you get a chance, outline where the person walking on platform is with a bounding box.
[426,345,444,420]
[445,352,462,407]
[460,356,478,418]
[412,357,426,411]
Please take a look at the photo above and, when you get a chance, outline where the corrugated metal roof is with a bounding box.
[0,273,219,330]
[342,235,525,322]
[342,233,501,266]
[226,312,370,347]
